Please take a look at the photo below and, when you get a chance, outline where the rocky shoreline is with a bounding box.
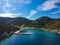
[0,32,14,40]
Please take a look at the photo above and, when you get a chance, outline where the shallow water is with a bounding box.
[0,29,60,45]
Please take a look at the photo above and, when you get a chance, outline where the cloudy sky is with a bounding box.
[0,0,60,20]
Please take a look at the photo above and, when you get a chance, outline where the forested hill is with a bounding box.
[0,17,31,26]
[0,16,60,29]
[28,16,60,32]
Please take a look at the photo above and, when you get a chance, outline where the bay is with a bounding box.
[0,28,60,45]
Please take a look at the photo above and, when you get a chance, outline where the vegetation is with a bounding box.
[0,23,20,40]
[0,16,60,40]
[27,16,60,33]
[45,19,60,32]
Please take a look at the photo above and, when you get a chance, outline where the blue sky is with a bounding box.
[0,0,60,20]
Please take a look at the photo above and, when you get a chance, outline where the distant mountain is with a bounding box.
[28,16,53,27]
[35,16,52,21]
[0,17,32,26]
[6,17,32,26]
[35,16,53,27]
[28,16,60,29]
[0,16,60,29]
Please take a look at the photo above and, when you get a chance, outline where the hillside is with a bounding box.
[45,19,60,30]
[0,23,20,40]
[27,16,60,33]
[0,16,60,39]
[0,16,60,29]
[0,17,32,26]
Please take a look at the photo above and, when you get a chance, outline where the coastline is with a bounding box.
[1,27,59,40]
[14,27,60,34]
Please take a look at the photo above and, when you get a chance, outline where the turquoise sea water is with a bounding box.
[0,28,60,45]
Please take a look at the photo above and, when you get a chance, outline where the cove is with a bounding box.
[0,28,60,45]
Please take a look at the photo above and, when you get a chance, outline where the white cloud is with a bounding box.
[0,13,15,18]
[26,10,37,19]
[27,0,60,19]
[52,11,60,14]
[0,13,21,18]
[14,0,31,4]
[37,0,60,11]
[6,3,11,7]
[0,0,22,18]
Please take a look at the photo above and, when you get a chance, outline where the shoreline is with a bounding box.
[14,27,60,34]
